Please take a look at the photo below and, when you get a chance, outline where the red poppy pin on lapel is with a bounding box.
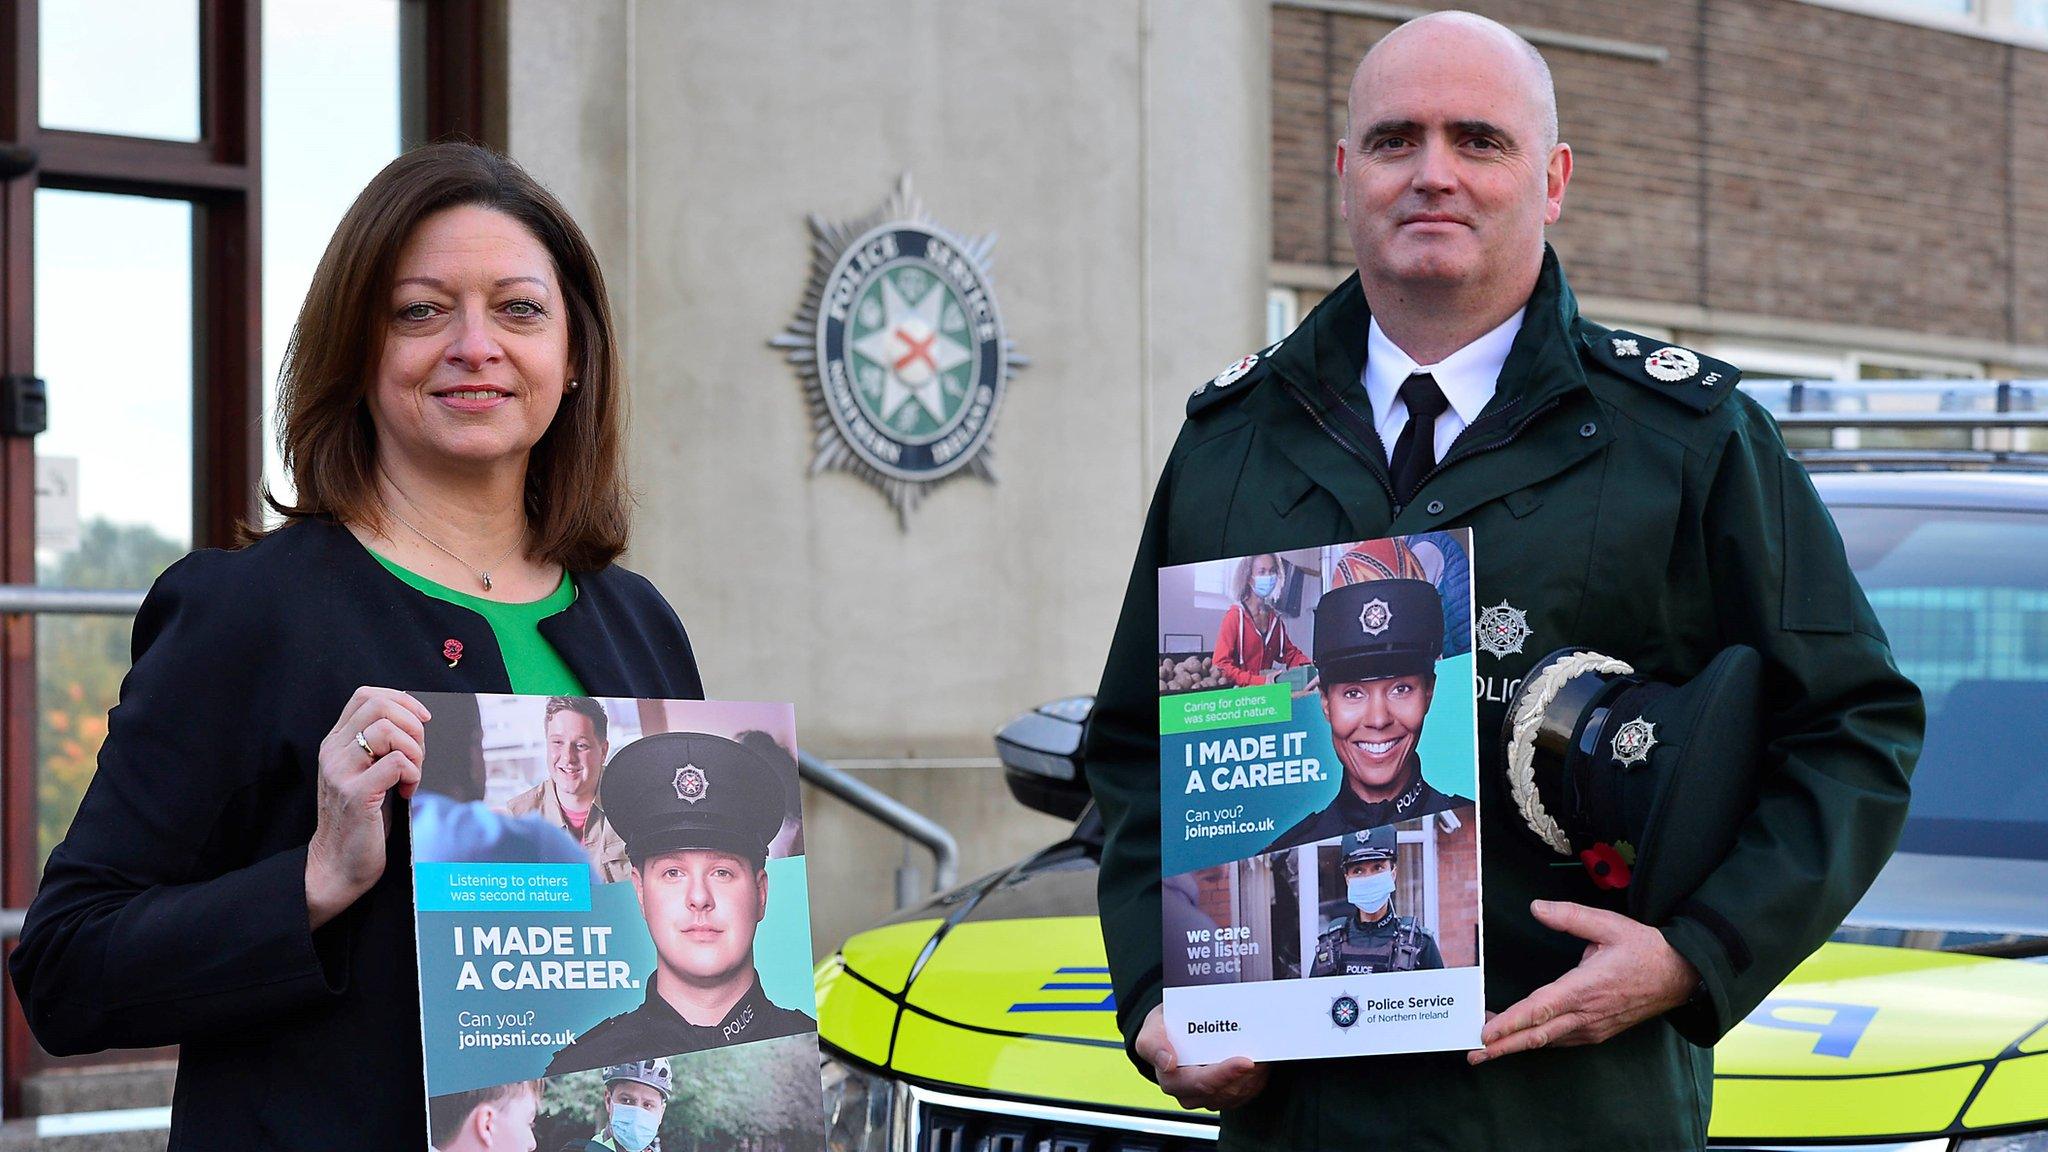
[1580,841,1635,890]
[443,639,463,668]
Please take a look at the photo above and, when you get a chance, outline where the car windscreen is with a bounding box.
[1835,504,2048,862]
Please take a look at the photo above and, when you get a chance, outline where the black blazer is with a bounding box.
[10,517,704,1150]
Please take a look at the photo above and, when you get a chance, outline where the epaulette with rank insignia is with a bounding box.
[1580,327,1741,414]
[1187,340,1283,417]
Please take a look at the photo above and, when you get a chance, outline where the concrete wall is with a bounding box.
[505,1,1271,952]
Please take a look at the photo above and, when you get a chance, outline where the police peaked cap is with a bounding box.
[599,731,785,865]
[1501,645,1764,924]
[1313,578,1444,683]
[1341,824,1399,866]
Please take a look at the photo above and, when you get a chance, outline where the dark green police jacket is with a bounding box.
[1082,249,1923,1151]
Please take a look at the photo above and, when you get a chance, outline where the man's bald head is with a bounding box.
[1331,7,1574,359]
[1351,12,1558,151]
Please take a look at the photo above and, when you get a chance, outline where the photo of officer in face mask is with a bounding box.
[1310,825,1443,977]
[556,1060,672,1152]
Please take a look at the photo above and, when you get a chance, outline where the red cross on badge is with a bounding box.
[893,327,939,376]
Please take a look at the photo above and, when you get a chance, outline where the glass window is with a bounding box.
[1266,289,1298,345]
[1887,0,1975,13]
[33,188,195,864]
[38,0,201,141]
[33,190,194,555]
[259,0,402,514]
[1835,505,2048,862]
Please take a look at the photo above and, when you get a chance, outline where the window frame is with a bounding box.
[0,0,498,1112]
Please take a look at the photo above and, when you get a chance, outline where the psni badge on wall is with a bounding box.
[771,175,1027,525]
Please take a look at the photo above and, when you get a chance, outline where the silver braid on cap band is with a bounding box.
[1505,650,1634,857]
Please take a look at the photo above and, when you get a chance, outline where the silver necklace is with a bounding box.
[380,476,523,592]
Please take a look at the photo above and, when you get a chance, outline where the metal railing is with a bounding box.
[798,751,960,903]
[0,588,145,615]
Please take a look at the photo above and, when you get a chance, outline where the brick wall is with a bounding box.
[1195,862,1236,926]
[1432,808,1481,969]
[2014,51,2048,345]
[1274,0,2048,345]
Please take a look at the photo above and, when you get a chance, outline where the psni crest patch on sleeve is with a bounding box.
[1582,329,1741,413]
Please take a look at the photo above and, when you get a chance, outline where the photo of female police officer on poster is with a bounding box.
[1261,536,1476,854]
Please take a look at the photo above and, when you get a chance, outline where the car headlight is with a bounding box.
[821,1051,902,1152]
[1957,1130,2048,1152]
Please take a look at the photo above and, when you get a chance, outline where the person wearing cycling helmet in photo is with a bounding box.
[558,1060,671,1152]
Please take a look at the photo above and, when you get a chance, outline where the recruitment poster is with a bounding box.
[408,693,826,1152]
[1157,532,1484,1063]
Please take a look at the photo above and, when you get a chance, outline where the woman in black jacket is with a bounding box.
[10,142,702,1151]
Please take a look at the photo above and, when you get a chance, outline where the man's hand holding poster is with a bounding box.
[409,694,825,1152]
[1158,532,1485,1063]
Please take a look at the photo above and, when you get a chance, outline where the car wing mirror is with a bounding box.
[995,695,1095,821]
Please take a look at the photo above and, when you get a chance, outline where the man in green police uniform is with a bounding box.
[1310,826,1444,977]
[545,733,814,1076]
[1082,11,1921,1150]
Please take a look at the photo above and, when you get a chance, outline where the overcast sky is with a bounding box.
[35,0,401,552]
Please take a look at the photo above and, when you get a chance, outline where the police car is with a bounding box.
[814,381,2048,1152]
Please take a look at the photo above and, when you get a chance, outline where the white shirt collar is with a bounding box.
[1363,307,1527,427]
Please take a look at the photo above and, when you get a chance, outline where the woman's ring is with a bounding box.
[354,730,375,761]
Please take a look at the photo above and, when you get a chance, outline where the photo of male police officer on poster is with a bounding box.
[545,731,815,1075]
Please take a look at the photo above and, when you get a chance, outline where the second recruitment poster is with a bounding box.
[1158,531,1485,1063]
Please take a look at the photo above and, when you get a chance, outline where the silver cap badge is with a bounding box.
[673,764,710,804]
[1610,719,1658,769]
[1359,598,1393,636]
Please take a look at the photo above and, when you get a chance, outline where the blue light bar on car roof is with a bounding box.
[1743,379,2044,417]
[1740,380,2048,469]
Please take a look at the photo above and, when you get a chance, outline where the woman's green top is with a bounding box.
[369,551,585,695]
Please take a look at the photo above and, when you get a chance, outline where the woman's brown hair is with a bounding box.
[264,141,628,570]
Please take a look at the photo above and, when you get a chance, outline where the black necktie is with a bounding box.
[1388,372,1451,506]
